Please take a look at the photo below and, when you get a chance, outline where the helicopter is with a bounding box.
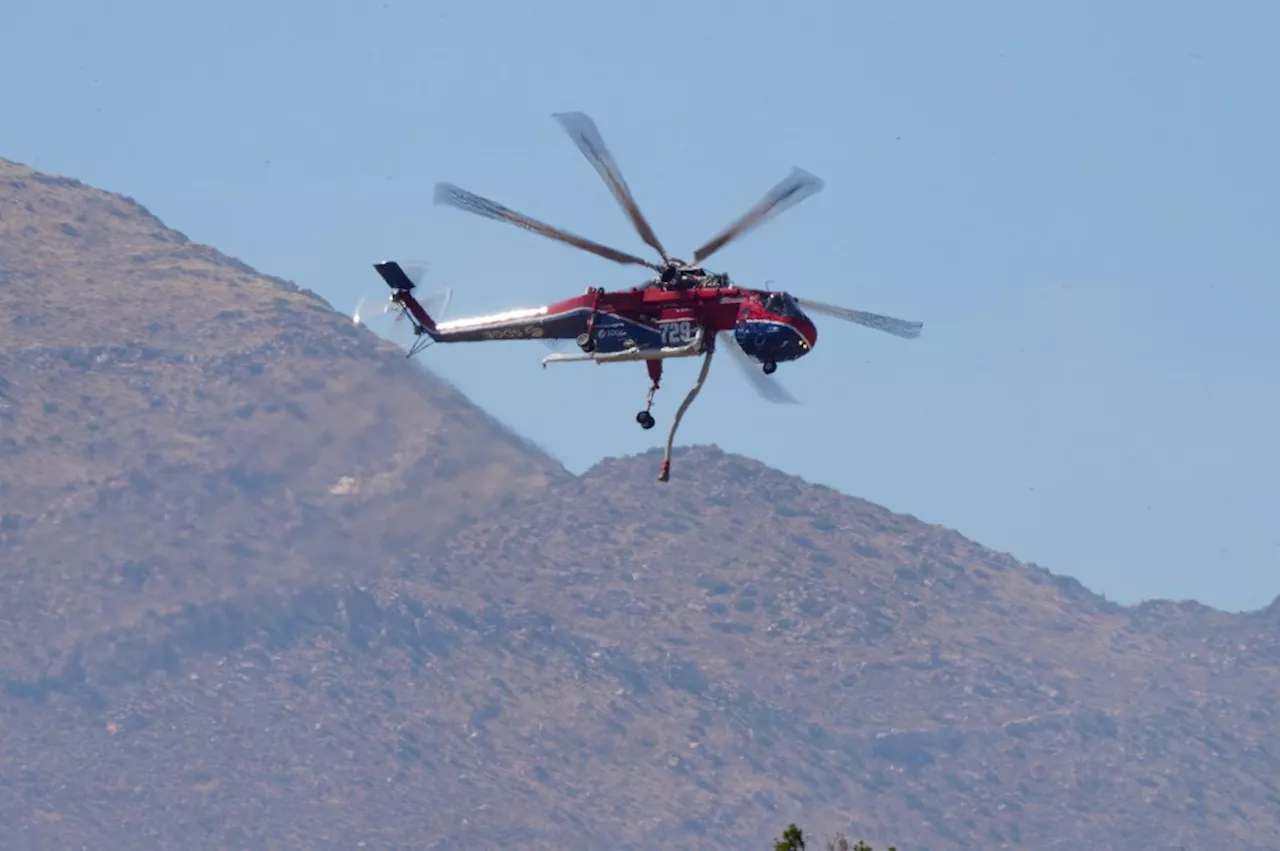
[368,111,923,482]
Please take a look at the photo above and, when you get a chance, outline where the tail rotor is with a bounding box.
[352,260,452,352]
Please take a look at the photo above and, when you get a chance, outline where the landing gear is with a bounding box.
[576,332,596,353]
[638,359,661,430]
[762,360,777,375]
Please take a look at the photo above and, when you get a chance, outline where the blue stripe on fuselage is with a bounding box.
[733,319,809,363]
[590,312,663,353]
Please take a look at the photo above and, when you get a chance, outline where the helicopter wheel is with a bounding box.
[636,411,655,430]
[762,361,777,375]
[576,333,596,353]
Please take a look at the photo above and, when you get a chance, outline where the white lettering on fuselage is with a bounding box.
[482,325,539,339]
[659,320,698,346]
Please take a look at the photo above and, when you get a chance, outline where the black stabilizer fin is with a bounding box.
[374,261,417,291]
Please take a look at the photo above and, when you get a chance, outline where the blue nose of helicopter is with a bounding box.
[733,319,814,363]
[732,290,817,365]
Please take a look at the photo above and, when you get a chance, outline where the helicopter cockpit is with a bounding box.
[761,291,806,320]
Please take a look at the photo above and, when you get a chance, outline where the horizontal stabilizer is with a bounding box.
[373,261,417,291]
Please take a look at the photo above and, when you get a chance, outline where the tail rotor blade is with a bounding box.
[353,296,393,326]
[434,182,663,271]
[795,297,923,339]
[393,261,449,318]
[399,260,430,289]
[552,111,669,262]
[719,332,800,404]
[354,262,454,353]
[354,297,416,350]
[691,167,824,265]
[419,285,452,321]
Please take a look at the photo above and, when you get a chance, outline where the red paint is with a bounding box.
[533,285,811,341]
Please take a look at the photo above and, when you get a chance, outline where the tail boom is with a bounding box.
[371,260,592,347]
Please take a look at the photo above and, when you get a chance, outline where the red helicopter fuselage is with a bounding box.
[373,111,921,481]
[377,261,817,371]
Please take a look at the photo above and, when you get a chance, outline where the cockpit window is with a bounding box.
[762,292,803,319]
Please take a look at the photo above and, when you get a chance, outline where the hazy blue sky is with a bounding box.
[5,0,1276,611]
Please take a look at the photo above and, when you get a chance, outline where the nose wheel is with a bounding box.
[636,410,655,430]
[762,360,777,375]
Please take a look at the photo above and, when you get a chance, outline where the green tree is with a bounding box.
[775,823,896,851]
[774,823,806,851]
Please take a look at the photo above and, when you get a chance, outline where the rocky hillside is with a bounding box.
[2,157,1278,851]
[0,157,565,676]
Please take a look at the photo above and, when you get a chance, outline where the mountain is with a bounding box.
[0,158,563,676]
[2,156,1279,851]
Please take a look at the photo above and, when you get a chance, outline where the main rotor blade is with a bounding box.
[691,167,825,265]
[552,111,669,262]
[434,182,662,271]
[720,332,800,404]
[795,297,923,339]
